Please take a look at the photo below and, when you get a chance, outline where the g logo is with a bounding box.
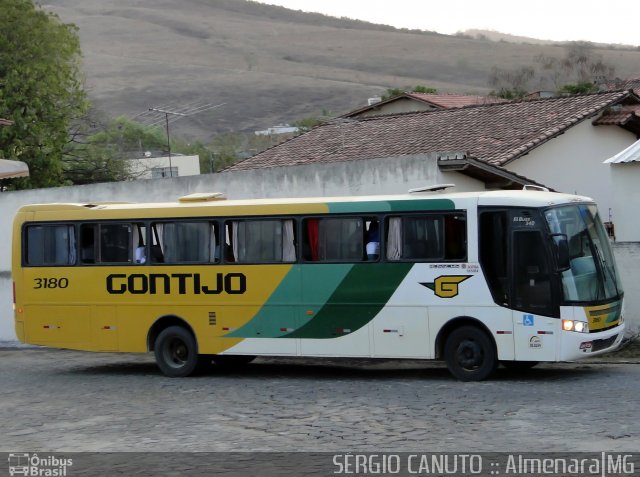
[421,275,471,298]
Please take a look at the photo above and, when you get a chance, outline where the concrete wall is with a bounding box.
[507,121,636,225]
[0,153,482,341]
[612,242,640,336]
[608,163,640,242]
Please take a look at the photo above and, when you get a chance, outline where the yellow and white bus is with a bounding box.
[12,189,625,380]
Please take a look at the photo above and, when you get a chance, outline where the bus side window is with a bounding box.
[80,224,96,264]
[134,224,146,264]
[227,219,296,263]
[25,224,76,266]
[154,221,218,264]
[100,224,132,263]
[303,217,365,262]
[150,224,164,263]
[386,214,466,261]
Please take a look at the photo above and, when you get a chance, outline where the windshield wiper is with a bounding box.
[594,243,620,297]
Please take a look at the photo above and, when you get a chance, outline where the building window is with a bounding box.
[151,166,179,178]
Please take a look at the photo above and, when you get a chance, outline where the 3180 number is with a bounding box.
[34,278,69,289]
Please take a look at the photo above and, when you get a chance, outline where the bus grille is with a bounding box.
[591,335,618,352]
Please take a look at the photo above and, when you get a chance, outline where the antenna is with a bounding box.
[138,101,225,177]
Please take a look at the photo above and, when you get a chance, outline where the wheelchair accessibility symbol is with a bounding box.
[523,315,535,326]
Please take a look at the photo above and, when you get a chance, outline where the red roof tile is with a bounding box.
[227,91,638,172]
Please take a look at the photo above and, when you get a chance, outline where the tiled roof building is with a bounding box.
[229,90,640,172]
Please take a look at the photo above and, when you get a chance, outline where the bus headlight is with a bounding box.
[574,321,587,333]
[562,319,589,333]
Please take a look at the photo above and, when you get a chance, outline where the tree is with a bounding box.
[64,115,167,184]
[0,0,88,189]
[488,66,535,99]
[535,43,614,93]
[381,85,438,100]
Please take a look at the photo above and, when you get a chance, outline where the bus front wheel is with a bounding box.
[444,325,497,381]
[154,326,199,377]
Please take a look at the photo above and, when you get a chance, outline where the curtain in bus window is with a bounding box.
[67,226,76,265]
[282,219,296,262]
[307,219,319,261]
[318,218,363,261]
[150,223,164,263]
[210,224,219,262]
[231,222,239,262]
[235,220,284,263]
[387,217,402,260]
[162,222,210,263]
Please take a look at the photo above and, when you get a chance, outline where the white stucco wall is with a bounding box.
[506,121,636,225]
[0,154,483,341]
[608,163,640,242]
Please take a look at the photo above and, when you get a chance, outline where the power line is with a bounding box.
[137,101,225,177]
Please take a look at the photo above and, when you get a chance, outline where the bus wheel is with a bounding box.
[444,326,497,381]
[212,355,256,367]
[501,360,539,371]
[154,326,199,377]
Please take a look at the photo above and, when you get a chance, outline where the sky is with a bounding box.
[257,0,639,46]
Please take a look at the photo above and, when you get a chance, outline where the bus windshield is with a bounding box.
[545,204,622,303]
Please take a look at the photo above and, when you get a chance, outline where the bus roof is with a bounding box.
[16,190,594,219]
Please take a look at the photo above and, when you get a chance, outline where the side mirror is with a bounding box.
[551,233,570,272]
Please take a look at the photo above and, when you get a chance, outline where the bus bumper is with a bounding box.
[559,322,625,361]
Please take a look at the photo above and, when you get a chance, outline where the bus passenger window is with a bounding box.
[226,219,296,263]
[80,224,96,263]
[365,221,380,261]
[25,225,76,266]
[386,214,466,262]
[154,222,219,264]
[303,217,366,262]
[134,224,146,264]
[100,224,132,263]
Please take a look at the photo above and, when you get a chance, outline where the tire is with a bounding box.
[154,326,199,377]
[444,325,497,381]
[212,355,256,367]
[501,360,539,371]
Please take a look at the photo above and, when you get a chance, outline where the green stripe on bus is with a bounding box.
[225,264,353,338]
[285,263,413,339]
[327,199,455,214]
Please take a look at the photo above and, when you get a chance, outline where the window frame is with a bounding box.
[384,211,467,263]
[301,214,381,264]
[23,223,77,267]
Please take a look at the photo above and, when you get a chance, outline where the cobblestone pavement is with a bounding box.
[1,348,638,454]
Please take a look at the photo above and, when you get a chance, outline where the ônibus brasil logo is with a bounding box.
[8,453,73,476]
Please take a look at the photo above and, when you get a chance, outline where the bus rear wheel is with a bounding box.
[154,326,199,377]
[444,325,497,381]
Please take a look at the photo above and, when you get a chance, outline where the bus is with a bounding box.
[11,189,625,381]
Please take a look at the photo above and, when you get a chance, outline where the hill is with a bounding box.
[44,0,640,140]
